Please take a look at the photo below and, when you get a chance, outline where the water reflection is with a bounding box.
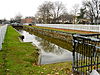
[19,30,73,64]
[36,37,63,55]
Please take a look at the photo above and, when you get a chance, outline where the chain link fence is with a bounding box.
[0,25,8,50]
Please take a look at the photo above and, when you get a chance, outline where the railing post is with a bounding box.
[72,35,77,72]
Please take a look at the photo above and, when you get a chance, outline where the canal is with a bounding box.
[17,29,73,65]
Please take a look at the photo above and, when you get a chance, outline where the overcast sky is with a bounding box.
[0,0,83,20]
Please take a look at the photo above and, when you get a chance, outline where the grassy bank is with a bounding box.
[0,26,72,75]
[24,28,73,51]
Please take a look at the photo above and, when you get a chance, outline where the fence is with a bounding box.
[72,34,100,74]
[0,25,8,50]
[36,24,100,32]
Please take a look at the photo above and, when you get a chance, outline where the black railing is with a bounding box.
[72,34,100,74]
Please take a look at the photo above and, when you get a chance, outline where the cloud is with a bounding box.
[0,0,82,20]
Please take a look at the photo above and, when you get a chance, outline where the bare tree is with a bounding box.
[83,0,100,24]
[52,1,66,23]
[36,1,66,24]
[59,12,73,24]
[37,1,53,23]
[93,0,100,24]
[71,4,79,24]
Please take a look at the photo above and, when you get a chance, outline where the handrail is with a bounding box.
[73,34,100,42]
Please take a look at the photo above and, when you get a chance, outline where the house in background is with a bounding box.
[77,18,90,24]
[21,17,36,25]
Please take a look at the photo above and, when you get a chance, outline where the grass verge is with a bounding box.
[0,26,72,75]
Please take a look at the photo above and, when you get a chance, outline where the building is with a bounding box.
[21,17,36,25]
[78,18,90,24]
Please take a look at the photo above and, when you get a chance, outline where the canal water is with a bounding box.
[18,30,73,64]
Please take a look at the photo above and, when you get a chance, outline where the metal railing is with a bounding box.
[0,25,8,50]
[72,34,100,74]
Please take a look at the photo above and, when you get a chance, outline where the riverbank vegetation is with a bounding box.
[25,25,98,34]
[0,26,72,75]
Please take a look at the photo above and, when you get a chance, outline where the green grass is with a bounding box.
[0,26,72,75]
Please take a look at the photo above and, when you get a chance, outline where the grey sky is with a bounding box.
[0,0,83,20]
